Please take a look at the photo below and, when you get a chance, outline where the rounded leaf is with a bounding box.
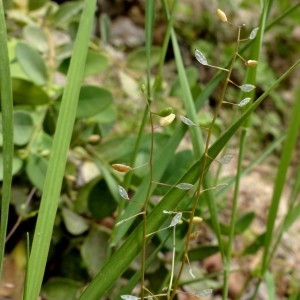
[76,85,113,119]
[81,228,109,277]
[59,50,109,77]
[127,47,162,71]
[0,154,23,181]
[195,49,208,65]
[23,25,48,52]
[61,207,89,235]
[26,153,48,190]
[16,42,47,85]
[41,278,82,300]
[49,1,84,26]
[88,180,117,219]
[12,78,50,105]
[13,111,34,146]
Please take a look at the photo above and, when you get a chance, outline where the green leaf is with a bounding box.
[206,212,255,236]
[127,47,162,71]
[59,50,110,77]
[188,245,219,261]
[88,180,117,220]
[41,278,82,300]
[76,85,113,119]
[12,78,50,106]
[243,232,266,255]
[28,0,48,11]
[26,153,48,190]
[30,131,53,154]
[13,111,34,146]
[61,207,89,235]
[16,42,48,85]
[92,105,116,124]
[234,212,255,234]
[49,1,84,26]
[81,227,109,277]
[0,154,22,181]
[23,25,48,52]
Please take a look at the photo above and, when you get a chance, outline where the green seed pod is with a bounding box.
[158,107,173,117]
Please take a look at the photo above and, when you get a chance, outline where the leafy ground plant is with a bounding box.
[0,1,300,300]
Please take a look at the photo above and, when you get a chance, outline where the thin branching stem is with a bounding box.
[171,25,243,300]
[140,105,155,300]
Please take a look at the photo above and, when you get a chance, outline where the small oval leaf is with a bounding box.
[238,97,251,107]
[249,27,259,40]
[118,185,130,200]
[16,42,48,85]
[13,111,34,146]
[240,84,255,92]
[180,115,195,126]
[170,212,182,227]
[195,49,208,65]
[175,183,194,190]
[61,207,89,235]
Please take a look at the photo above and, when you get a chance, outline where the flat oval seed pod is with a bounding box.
[118,185,130,200]
[195,49,208,65]
[112,164,132,173]
[240,84,255,92]
[180,115,196,126]
[170,212,182,227]
[249,27,259,40]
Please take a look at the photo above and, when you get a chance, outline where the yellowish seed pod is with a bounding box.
[88,134,101,143]
[245,60,258,67]
[159,113,176,126]
[217,9,228,22]
[112,164,133,173]
[191,216,203,224]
